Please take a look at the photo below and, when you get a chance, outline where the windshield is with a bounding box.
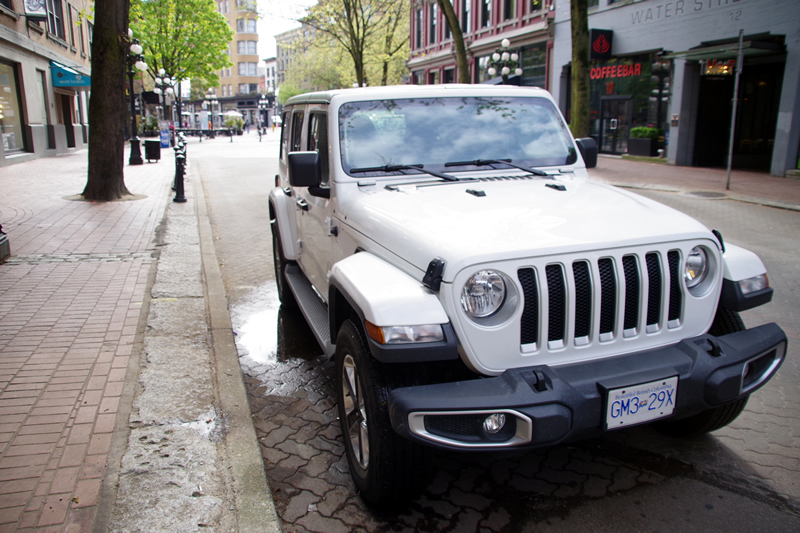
[338,96,577,176]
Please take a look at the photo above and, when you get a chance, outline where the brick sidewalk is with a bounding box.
[0,151,174,532]
[590,156,800,209]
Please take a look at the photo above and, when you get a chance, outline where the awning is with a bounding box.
[662,34,785,61]
[50,61,91,88]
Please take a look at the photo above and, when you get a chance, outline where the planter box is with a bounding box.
[628,137,658,157]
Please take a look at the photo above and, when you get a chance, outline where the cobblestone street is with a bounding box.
[190,134,800,532]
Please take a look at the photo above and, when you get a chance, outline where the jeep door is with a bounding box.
[293,107,334,299]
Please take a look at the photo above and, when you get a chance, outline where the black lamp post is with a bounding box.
[154,68,176,145]
[258,94,268,134]
[127,31,147,165]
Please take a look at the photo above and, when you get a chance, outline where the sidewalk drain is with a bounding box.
[684,191,729,199]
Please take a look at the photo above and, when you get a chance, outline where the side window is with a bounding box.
[308,113,329,186]
[279,111,289,159]
[291,110,304,152]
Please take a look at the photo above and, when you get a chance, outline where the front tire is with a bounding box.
[335,319,433,506]
[656,306,749,437]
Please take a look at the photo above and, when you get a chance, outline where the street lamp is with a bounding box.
[127,30,147,165]
[487,38,523,84]
[258,94,269,133]
[153,68,176,121]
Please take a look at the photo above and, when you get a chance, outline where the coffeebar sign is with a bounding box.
[590,64,642,79]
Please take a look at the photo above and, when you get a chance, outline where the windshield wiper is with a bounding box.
[350,164,460,182]
[444,159,550,177]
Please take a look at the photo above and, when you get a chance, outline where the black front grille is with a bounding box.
[623,255,640,331]
[546,265,566,343]
[518,248,683,349]
[645,253,662,326]
[573,262,592,338]
[519,268,539,345]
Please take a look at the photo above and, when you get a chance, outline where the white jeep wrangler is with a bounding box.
[269,85,786,505]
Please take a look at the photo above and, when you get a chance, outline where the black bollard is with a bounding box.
[174,154,187,203]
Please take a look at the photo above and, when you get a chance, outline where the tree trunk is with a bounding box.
[437,0,470,83]
[569,0,590,138]
[83,0,131,201]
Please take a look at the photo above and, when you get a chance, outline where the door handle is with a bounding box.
[610,118,618,130]
[296,199,308,211]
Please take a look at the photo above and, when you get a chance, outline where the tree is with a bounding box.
[302,0,408,87]
[277,83,307,105]
[436,0,469,83]
[130,0,233,111]
[569,0,590,138]
[83,0,131,201]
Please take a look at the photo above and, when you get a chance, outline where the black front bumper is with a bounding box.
[388,323,787,451]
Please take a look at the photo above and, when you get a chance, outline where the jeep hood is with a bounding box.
[339,178,713,280]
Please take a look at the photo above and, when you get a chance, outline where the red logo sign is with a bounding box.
[593,35,611,55]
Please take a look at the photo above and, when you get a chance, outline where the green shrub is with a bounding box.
[224,116,244,130]
[629,127,662,139]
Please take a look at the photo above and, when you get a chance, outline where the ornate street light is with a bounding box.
[487,38,523,84]
[127,29,147,165]
[258,94,269,133]
[153,68,176,123]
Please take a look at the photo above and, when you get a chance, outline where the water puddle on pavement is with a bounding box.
[230,282,322,371]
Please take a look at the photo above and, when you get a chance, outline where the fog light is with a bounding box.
[483,413,506,434]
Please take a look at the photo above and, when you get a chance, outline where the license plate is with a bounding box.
[605,376,678,430]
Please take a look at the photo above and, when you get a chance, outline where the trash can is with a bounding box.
[144,140,161,162]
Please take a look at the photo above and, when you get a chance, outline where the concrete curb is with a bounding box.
[193,163,281,532]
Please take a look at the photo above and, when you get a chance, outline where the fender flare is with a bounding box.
[268,188,297,261]
[329,252,458,363]
[720,243,773,311]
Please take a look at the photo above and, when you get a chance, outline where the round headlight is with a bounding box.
[461,270,506,318]
[684,247,708,288]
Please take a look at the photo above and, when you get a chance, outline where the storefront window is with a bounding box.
[521,43,547,88]
[475,55,491,83]
[587,55,672,155]
[0,61,27,153]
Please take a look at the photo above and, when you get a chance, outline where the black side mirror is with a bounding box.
[575,137,598,169]
[288,151,321,187]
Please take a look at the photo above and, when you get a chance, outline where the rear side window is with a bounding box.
[279,111,289,159]
[291,110,304,152]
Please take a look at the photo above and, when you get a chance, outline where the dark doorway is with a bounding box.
[600,97,632,155]
[693,59,784,170]
[60,94,75,148]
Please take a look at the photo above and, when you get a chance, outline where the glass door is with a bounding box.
[600,97,632,154]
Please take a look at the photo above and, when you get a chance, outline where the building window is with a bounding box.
[47,0,65,40]
[444,68,455,84]
[476,55,491,83]
[521,42,547,87]
[481,0,492,28]
[0,61,27,153]
[237,18,256,33]
[428,70,439,84]
[0,0,13,9]
[504,0,515,20]
[67,5,76,47]
[429,3,437,45]
[225,0,230,13]
[238,62,258,76]
[238,40,257,54]
[461,0,471,34]
[530,0,542,13]
[415,8,423,49]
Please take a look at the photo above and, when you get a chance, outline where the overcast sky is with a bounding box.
[257,0,316,59]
